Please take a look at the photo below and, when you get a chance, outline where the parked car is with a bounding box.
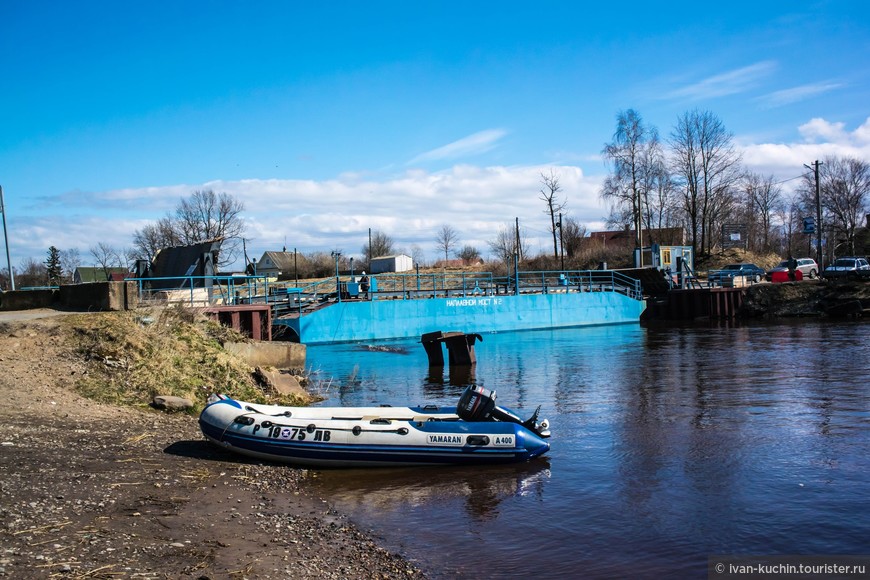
[766,257,819,281]
[824,257,870,279]
[708,263,766,286]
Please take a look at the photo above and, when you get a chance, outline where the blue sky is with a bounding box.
[2,1,869,271]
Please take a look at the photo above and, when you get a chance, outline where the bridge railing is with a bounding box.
[129,269,644,311]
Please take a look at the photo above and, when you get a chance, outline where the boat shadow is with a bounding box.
[163,439,264,464]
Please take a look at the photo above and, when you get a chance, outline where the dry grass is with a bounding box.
[63,306,307,412]
[697,248,783,271]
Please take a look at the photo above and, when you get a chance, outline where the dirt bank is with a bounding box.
[741,279,870,318]
[0,315,425,579]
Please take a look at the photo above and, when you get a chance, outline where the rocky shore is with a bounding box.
[0,315,426,579]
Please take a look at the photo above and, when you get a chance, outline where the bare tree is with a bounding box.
[435,224,460,264]
[775,194,804,257]
[457,245,482,264]
[176,190,245,243]
[669,109,742,257]
[16,258,47,288]
[742,173,783,252]
[560,217,587,259]
[132,217,182,263]
[640,137,676,243]
[362,230,395,265]
[488,223,528,268]
[130,191,243,268]
[601,110,671,258]
[799,156,870,257]
[174,190,245,267]
[59,248,81,283]
[539,170,567,260]
[409,244,426,268]
[90,242,122,280]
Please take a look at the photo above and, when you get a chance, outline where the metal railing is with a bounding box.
[129,269,644,312]
[704,270,764,288]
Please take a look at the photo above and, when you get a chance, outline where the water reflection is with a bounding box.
[308,460,551,523]
[423,364,476,396]
[305,320,870,578]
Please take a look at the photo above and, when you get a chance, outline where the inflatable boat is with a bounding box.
[199,386,551,467]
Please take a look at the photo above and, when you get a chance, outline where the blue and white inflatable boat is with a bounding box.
[199,386,551,467]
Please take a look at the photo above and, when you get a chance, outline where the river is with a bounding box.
[304,319,870,578]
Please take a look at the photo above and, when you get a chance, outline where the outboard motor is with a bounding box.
[456,386,550,438]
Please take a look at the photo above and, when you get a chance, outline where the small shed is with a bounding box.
[370,254,413,274]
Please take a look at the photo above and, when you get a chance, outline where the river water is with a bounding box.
[304,320,870,578]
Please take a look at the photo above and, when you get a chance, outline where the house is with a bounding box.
[255,251,299,278]
[370,254,413,274]
[74,267,130,284]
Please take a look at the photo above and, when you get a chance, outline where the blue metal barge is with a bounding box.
[271,270,645,344]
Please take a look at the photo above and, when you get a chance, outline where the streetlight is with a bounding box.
[0,185,14,291]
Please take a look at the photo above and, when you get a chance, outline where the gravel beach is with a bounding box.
[0,315,426,579]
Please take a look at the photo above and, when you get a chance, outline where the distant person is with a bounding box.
[360,272,369,299]
[787,256,797,281]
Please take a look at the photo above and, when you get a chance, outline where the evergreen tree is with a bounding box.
[45,246,62,285]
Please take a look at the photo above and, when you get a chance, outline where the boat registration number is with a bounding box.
[493,435,514,447]
[264,425,331,442]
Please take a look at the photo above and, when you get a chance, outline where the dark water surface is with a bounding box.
[304,320,870,578]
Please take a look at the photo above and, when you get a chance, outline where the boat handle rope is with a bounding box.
[244,404,292,417]
[236,416,410,436]
[219,412,259,441]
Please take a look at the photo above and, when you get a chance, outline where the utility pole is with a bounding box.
[514,217,521,295]
[635,189,643,268]
[557,213,565,271]
[804,160,823,272]
[331,250,341,303]
[0,186,15,291]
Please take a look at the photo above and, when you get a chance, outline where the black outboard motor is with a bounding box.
[456,386,550,437]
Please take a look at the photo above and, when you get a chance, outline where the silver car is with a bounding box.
[766,257,819,281]
[824,257,870,279]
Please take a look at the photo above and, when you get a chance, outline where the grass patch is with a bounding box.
[63,306,309,412]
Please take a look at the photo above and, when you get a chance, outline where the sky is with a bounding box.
[2,0,869,272]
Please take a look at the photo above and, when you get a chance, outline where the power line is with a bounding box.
[772,172,811,186]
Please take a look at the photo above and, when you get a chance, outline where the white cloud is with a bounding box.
[5,164,605,270]
[667,61,777,101]
[15,117,867,272]
[739,117,870,178]
[799,118,850,143]
[407,129,508,165]
[757,81,843,108]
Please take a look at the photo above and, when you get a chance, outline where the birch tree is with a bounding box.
[669,110,741,256]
